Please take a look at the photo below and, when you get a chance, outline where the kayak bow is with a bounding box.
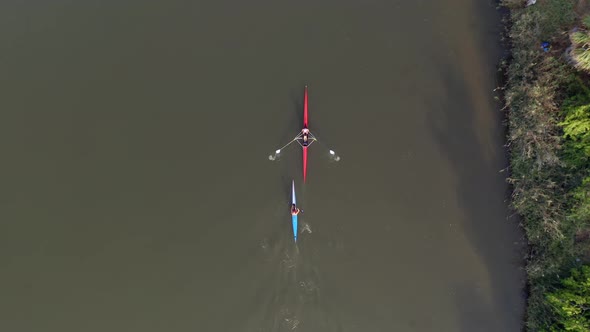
[292,180,298,242]
[304,85,308,128]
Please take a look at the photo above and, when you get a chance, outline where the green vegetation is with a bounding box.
[570,16,590,71]
[546,266,590,331]
[502,0,590,330]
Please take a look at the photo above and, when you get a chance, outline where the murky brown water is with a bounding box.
[0,0,524,331]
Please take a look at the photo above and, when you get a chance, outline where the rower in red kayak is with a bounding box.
[302,128,310,147]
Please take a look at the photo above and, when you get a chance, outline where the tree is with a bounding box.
[546,265,590,331]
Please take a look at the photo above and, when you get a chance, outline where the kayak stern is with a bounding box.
[303,146,308,183]
[292,215,298,242]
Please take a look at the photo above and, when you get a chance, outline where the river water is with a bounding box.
[1,0,524,331]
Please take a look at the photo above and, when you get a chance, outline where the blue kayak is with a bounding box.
[291,180,298,242]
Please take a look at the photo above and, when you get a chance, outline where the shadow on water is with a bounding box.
[281,174,294,201]
[289,85,304,122]
[426,54,525,331]
[273,85,307,166]
[428,65,523,332]
[452,281,498,332]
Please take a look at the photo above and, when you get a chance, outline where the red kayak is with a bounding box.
[269,85,321,182]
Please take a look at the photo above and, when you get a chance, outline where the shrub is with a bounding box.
[546,265,590,331]
[570,16,590,73]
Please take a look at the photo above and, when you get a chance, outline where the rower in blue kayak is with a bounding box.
[291,204,300,216]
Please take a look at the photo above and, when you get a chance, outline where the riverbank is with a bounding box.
[502,0,590,330]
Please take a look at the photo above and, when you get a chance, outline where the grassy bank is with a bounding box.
[502,0,590,330]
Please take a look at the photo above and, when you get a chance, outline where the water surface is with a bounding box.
[1,1,524,331]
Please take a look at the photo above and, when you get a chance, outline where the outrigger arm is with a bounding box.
[274,130,318,154]
[295,131,317,147]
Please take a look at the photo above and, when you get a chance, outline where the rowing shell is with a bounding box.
[298,86,316,182]
[292,180,298,242]
[270,86,319,183]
